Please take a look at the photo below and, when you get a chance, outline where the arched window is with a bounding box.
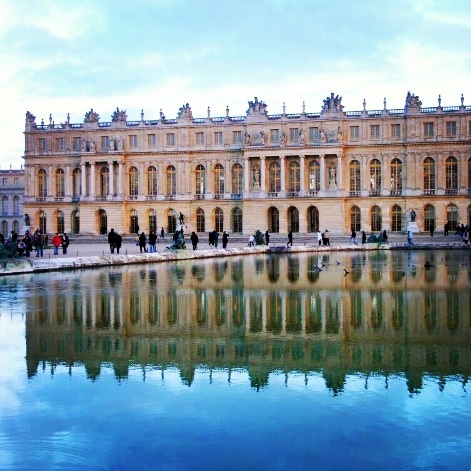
[390,158,402,195]
[195,164,205,196]
[424,204,435,232]
[391,204,402,232]
[1,221,7,235]
[100,167,109,197]
[99,210,107,235]
[215,207,224,232]
[2,196,8,215]
[13,196,20,215]
[37,169,47,198]
[371,206,382,232]
[307,206,319,232]
[57,210,64,233]
[196,208,205,232]
[308,160,320,195]
[167,209,177,233]
[39,210,47,233]
[269,161,281,193]
[214,164,224,196]
[288,161,300,193]
[72,168,81,198]
[231,163,243,195]
[446,204,458,228]
[166,165,176,197]
[423,157,436,194]
[72,210,80,234]
[370,159,381,195]
[55,169,65,198]
[231,207,242,233]
[445,156,458,194]
[147,166,157,196]
[350,206,361,232]
[268,207,279,233]
[287,206,299,232]
[128,166,139,197]
[130,209,138,234]
[12,220,19,233]
[148,209,156,233]
[349,160,361,195]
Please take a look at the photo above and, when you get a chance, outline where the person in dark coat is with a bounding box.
[265,230,270,246]
[138,232,147,253]
[222,231,229,249]
[287,231,293,247]
[361,231,367,244]
[160,227,165,238]
[61,233,69,254]
[148,230,157,253]
[190,231,199,250]
[208,231,214,247]
[115,233,122,254]
[108,228,117,253]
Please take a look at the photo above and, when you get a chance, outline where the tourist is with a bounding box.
[138,232,147,253]
[350,228,357,245]
[248,235,254,247]
[21,231,32,257]
[148,230,157,253]
[444,222,449,236]
[265,230,270,246]
[317,230,322,246]
[115,232,122,254]
[361,231,367,244]
[382,230,388,242]
[463,228,469,245]
[34,229,44,257]
[324,229,330,246]
[108,228,117,253]
[160,227,165,239]
[208,231,214,247]
[190,231,199,250]
[222,231,229,249]
[287,231,293,247]
[407,230,414,246]
[430,222,435,237]
[62,233,69,254]
[213,230,219,248]
[52,233,62,255]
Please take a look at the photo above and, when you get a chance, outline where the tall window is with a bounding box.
[166,165,176,196]
[232,207,242,233]
[148,209,157,233]
[370,125,380,139]
[446,204,458,227]
[289,128,299,143]
[390,158,402,194]
[167,209,177,233]
[39,210,47,233]
[13,196,20,215]
[2,197,8,215]
[371,206,382,231]
[445,156,458,194]
[72,168,81,197]
[308,206,319,232]
[370,159,381,195]
[1,220,7,235]
[233,131,242,144]
[350,126,359,140]
[309,127,319,141]
[37,169,47,198]
[349,160,361,195]
[128,166,139,197]
[424,122,434,137]
[350,206,361,232]
[101,136,109,150]
[73,137,81,151]
[196,132,205,145]
[391,124,400,138]
[423,157,436,194]
[424,204,435,232]
[287,207,299,232]
[147,134,156,147]
[196,208,205,232]
[55,169,65,198]
[100,167,109,197]
[269,161,281,193]
[268,207,279,233]
[38,138,46,152]
[130,209,139,233]
[195,164,206,195]
[308,160,320,194]
[288,161,300,193]
[166,133,175,146]
[214,164,224,195]
[446,121,457,137]
[147,166,157,196]
[270,129,279,143]
[391,204,402,232]
[129,135,138,148]
[231,163,243,194]
[56,137,64,151]
[57,211,64,234]
[214,132,223,145]
[215,207,224,232]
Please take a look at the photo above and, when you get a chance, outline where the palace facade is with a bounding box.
[22,92,471,236]
[0,167,25,237]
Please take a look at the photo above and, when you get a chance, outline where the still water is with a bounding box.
[0,249,470,470]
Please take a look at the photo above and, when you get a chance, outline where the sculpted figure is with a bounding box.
[89,140,96,152]
[109,136,115,151]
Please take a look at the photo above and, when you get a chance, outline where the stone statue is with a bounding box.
[81,139,86,152]
[410,209,416,222]
[89,140,96,152]
[244,132,251,145]
[84,108,100,123]
[25,111,36,125]
[319,128,327,143]
[260,130,267,145]
[337,127,342,142]
[24,214,30,226]
[247,97,267,115]
[177,103,193,120]
[111,107,127,122]
[109,136,115,151]
[329,165,336,183]
[252,168,260,188]
[117,140,123,151]
[299,128,305,145]
[322,93,343,112]
[405,92,422,110]
[280,131,287,146]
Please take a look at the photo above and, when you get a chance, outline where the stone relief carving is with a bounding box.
[260,130,268,145]
[111,107,127,122]
[322,93,343,112]
[319,128,327,143]
[244,132,251,145]
[247,97,267,115]
[84,108,100,123]
[177,103,193,119]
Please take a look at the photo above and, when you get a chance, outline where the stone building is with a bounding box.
[22,92,471,236]
[0,166,25,238]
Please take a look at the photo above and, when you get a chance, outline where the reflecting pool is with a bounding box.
[1,250,470,470]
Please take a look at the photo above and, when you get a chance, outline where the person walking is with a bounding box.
[407,230,414,246]
[317,230,322,246]
[361,231,367,245]
[350,228,357,245]
[265,230,270,246]
[222,231,229,249]
[160,227,165,239]
[213,230,219,248]
[61,233,69,254]
[190,231,199,250]
[430,222,435,237]
[115,232,122,254]
[324,229,330,246]
[52,233,62,255]
[34,229,44,257]
[148,230,157,253]
[108,228,117,253]
[287,231,293,247]
[138,232,147,253]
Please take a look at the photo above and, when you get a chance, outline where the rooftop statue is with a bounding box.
[84,108,100,123]
[322,93,344,112]
[405,91,422,109]
[25,111,36,125]
[177,103,193,119]
[247,97,267,115]
[111,107,127,122]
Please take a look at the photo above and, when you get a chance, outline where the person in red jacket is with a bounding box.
[51,233,62,255]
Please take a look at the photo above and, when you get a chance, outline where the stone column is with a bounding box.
[90,162,95,198]
[81,163,86,197]
[65,164,71,198]
[139,162,146,199]
[244,157,250,194]
[108,161,114,197]
[260,156,266,192]
[319,154,325,191]
[299,155,305,195]
[118,161,124,197]
[337,153,342,192]
[280,156,286,194]
[48,165,54,197]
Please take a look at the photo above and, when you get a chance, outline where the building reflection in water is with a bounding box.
[19,250,471,394]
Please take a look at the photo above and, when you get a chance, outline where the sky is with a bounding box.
[0,0,470,169]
